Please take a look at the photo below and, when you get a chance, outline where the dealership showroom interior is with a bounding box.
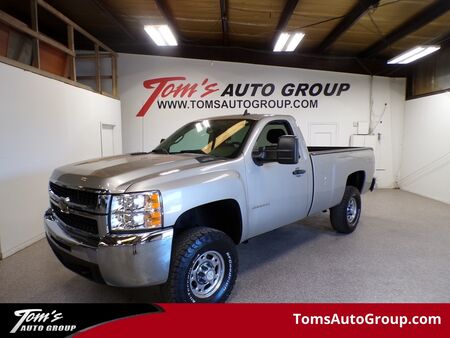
[0,0,449,304]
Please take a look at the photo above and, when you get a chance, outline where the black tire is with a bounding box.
[330,186,361,234]
[162,227,238,303]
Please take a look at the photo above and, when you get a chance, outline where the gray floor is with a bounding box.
[1,189,449,303]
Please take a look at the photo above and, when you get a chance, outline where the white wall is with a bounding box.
[369,76,406,188]
[118,53,405,188]
[399,92,450,204]
[0,62,122,258]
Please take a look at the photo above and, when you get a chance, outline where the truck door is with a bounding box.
[245,120,312,238]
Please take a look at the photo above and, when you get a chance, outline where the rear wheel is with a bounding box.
[162,227,238,303]
[330,186,361,234]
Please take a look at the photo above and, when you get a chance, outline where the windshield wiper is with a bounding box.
[175,150,207,155]
[152,148,169,154]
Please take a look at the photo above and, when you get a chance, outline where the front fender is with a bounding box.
[129,170,248,241]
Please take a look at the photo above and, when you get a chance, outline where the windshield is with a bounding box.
[153,119,254,158]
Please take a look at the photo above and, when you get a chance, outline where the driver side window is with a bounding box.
[253,121,291,151]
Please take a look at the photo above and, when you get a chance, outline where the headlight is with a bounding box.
[109,191,162,232]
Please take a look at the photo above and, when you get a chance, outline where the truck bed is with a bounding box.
[307,146,375,216]
[307,146,372,155]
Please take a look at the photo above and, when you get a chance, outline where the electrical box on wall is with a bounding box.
[356,121,370,135]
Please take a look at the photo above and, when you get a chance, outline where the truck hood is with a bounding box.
[50,153,224,192]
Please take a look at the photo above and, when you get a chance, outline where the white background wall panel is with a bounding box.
[0,63,122,258]
[399,92,450,204]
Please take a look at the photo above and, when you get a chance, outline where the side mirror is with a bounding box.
[252,147,268,166]
[277,135,299,164]
[160,138,166,144]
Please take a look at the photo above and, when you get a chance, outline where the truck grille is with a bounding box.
[52,204,99,236]
[49,182,99,208]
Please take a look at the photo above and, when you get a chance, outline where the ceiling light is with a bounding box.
[285,33,305,52]
[274,33,290,52]
[274,32,305,52]
[144,25,177,46]
[387,45,440,64]
[158,25,177,46]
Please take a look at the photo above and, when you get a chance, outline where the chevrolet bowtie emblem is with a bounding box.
[58,197,70,214]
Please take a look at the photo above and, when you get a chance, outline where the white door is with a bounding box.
[245,120,312,238]
[309,123,338,145]
[101,123,115,157]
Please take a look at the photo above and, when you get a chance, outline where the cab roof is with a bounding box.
[197,114,292,121]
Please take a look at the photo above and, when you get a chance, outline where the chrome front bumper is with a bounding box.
[44,210,173,287]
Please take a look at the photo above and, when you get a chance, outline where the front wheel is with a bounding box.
[330,186,361,234]
[162,227,238,303]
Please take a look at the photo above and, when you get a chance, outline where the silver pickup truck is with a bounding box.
[44,114,375,302]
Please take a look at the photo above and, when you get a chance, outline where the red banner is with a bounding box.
[76,304,449,337]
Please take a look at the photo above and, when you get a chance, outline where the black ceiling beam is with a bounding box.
[154,0,182,40]
[271,0,300,46]
[360,0,450,58]
[429,29,450,46]
[220,0,229,45]
[316,0,379,53]
[90,0,135,41]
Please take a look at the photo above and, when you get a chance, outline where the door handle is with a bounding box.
[292,169,306,176]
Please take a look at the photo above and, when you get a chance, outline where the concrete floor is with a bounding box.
[1,189,449,303]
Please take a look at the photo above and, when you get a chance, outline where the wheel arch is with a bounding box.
[173,199,243,244]
[346,170,366,192]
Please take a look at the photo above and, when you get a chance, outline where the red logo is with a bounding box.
[136,77,219,117]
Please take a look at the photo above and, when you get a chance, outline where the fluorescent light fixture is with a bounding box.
[274,33,290,52]
[285,33,305,52]
[399,46,440,64]
[144,26,166,46]
[158,25,177,46]
[144,25,178,46]
[387,45,440,64]
[274,32,305,52]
